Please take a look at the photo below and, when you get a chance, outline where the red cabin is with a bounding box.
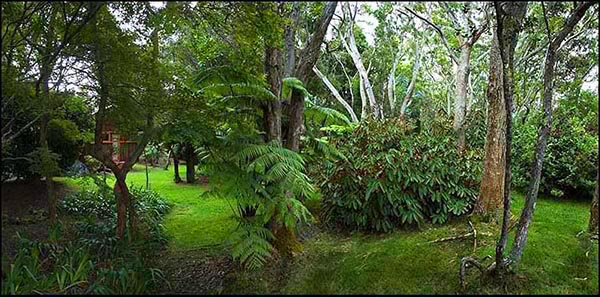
[100,121,138,168]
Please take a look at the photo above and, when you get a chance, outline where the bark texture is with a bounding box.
[341,4,380,120]
[475,28,506,220]
[173,156,182,183]
[286,1,337,151]
[508,1,593,267]
[399,41,421,117]
[454,47,472,151]
[493,1,528,272]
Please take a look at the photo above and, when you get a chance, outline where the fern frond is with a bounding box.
[305,99,351,126]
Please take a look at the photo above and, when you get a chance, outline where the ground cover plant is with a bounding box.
[1,1,598,295]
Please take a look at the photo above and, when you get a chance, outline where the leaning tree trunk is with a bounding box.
[453,46,472,152]
[313,66,358,122]
[185,142,195,184]
[508,1,593,268]
[589,170,599,235]
[475,29,506,221]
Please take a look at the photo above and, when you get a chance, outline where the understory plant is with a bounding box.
[203,133,315,270]
[2,185,171,294]
[320,117,483,232]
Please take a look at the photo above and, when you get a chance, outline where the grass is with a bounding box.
[56,166,598,294]
[274,193,598,294]
[56,164,237,252]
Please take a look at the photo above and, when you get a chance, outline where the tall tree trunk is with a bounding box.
[493,1,528,272]
[454,46,472,152]
[286,89,304,151]
[475,28,505,220]
[185,142,195,183]
[342,24,380,119]
[37,68,57,223]
[286,1,337,150]
[265,46,283,143]
[508,1,593,268]
[276,2,337,256]
[589,170,599,235]
[388,48,401,115]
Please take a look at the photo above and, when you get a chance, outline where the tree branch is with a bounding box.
[405,7,458,64]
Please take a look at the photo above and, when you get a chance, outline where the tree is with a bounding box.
[508,1,595,266]
[406,3,488,151]
[474,13,507,220]
[4,2,102,222]
[82,2,166,240]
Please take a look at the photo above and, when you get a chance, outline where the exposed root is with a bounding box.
[459,255,495,289]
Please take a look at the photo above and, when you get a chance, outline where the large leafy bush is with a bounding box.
[319,117,482,232]
[512,91,598,199]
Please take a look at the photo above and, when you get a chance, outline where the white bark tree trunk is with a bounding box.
[453,46,472,151]
[388,48,401,115]
[341,3,380,119]
[313,66,359,123]
[400,41,421,116]
[359,74,368,119]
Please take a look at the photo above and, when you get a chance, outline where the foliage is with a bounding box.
[320,117,482,232]
[512,91,598,198]
[204,136,315,269]
[2,182,172,295]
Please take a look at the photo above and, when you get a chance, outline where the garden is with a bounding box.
[1,1,598,295]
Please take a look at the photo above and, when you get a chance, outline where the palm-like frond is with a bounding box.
[281,77,310,100]
[305,98,352,126]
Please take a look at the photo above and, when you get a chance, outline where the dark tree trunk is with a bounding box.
[286,89,304,151]
[508,1,593,268]
[264,46,283,143]
[185,142,195,183]
[173,157,182,183]
[114,174,129,240]
[492,1,528,272]
[286,1,337,152]
[475,28,505,221]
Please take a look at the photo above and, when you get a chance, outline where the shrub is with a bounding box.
[3,186,172,294]
[319,117,482,233]
[512,92,598,199]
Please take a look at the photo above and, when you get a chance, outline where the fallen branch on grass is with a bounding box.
[427,231,493,244]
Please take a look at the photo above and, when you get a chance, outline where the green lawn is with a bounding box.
[57,164,236,251]
[57,166,598,294]
[275,193,598,294]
